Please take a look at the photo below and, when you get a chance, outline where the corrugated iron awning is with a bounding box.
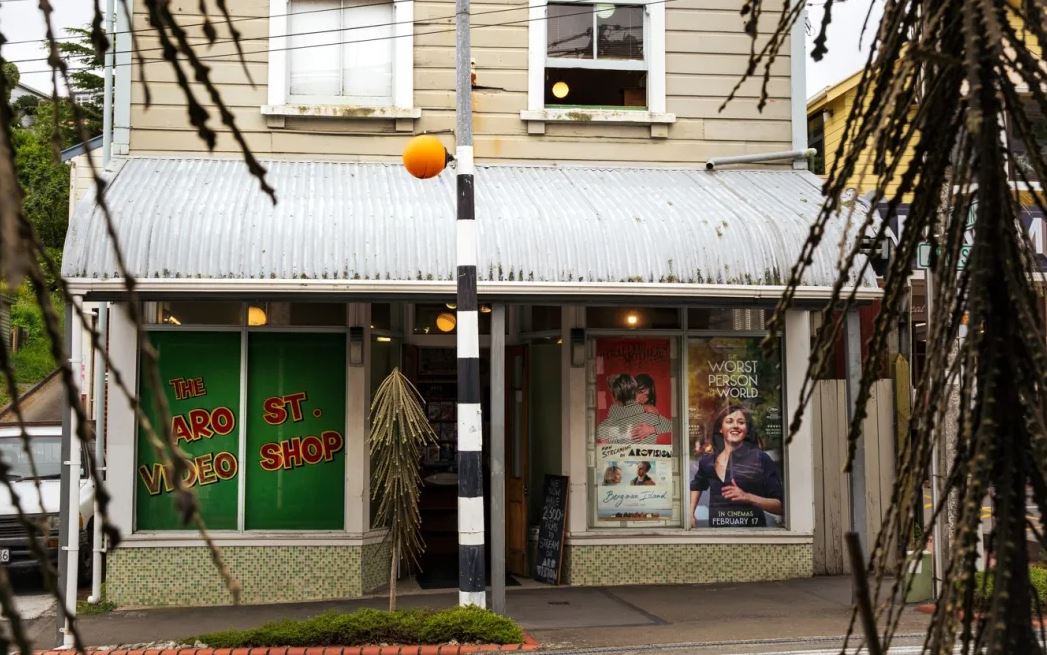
[62,157,877,295]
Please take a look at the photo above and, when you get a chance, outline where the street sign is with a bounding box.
[915,243,971,270]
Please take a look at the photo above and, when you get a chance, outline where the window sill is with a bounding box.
[122,529,389,547]
[567,529,813,545]
[262,104,422,131]
[520,108,675,137]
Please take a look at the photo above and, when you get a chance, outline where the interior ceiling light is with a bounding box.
[435,312,457,333]
[247,305,268,327]
[625,312,639,327]
[552,81,570,99]
[595,3,616,18]
[480,304,493,314]
[445,302,457,310]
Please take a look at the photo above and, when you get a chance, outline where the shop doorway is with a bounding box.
[407,346,472,587]
[405,344,531,587]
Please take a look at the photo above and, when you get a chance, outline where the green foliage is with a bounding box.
[195,606,524,648]
[9,334,56,383]
[12,95,41,126]
[29,97,99,151]
[2,62,19,103]
[0,27,100,328]
[76,599,116,615]
[417,606,526,645]
[57,26,104,109]
[908,519,925,551]
[973,567,1047,611]
[0,327,58,410]
[12,124,69,249]
[3,286,62,401]
[54,26,103,135]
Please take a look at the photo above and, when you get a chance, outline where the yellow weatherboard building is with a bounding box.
[807,8,1043,202]
[806,69,914,201]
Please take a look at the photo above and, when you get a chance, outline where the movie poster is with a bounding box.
[687,337,785,529]
[594,338,673,521]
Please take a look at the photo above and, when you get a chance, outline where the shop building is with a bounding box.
[64,161,879,605]
[60,0,882,606]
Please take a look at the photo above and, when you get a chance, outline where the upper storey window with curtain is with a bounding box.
[265,0,416,119]
[288,0,394,106]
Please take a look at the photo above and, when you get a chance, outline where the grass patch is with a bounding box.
[10,337,57,383]
[1,338,57,410]
[1,287,62,410]
[194,606,524,648]
[974,566,1047,610]
[77,599,117,615]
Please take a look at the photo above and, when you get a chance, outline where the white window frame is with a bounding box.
[264,0,420,120]
[523,0,672,131]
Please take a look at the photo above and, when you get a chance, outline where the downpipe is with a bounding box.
[88,303,107,604]
[60,301,83,649]
[705,148,817,170]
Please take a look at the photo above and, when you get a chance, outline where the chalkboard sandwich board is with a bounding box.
[534,474,568,584]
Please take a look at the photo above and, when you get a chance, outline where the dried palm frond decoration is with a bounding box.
[732,0,1047,652]
[369,367,438,611]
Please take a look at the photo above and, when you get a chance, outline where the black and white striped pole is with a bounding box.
[452,0,485,608]
[402,0,485,603]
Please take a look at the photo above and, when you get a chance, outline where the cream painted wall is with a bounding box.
[127,0,793,165]
[106,303,138,540]
[783,308,814,534]
[66,153,98,216]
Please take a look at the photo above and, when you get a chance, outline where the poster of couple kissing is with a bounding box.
[594,337,673,522]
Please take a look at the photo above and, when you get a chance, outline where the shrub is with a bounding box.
[973,567,1047,611]
[417,606,524,645]
[195,606,524,648]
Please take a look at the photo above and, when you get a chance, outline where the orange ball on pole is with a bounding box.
[402,135,451,179]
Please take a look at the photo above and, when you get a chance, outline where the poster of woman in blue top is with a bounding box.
[687,337,785,528]
[689,403,784,527]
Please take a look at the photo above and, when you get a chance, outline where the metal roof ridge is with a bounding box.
[117,154,818,176]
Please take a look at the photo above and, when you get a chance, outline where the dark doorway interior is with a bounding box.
[407,346,521,588]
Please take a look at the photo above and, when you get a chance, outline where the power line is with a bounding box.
[2,0,519,68]
[0,0,413,48]
[9,1,671,77]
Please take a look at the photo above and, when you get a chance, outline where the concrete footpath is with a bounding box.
[24,577,931,652]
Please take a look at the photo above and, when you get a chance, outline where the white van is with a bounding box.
[0,425,95,580]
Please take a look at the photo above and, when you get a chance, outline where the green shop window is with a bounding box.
[136,331,242,530]
[136,328,348,532]
[245,332,346,530]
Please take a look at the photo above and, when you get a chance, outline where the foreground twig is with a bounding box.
[847,532,884,655]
